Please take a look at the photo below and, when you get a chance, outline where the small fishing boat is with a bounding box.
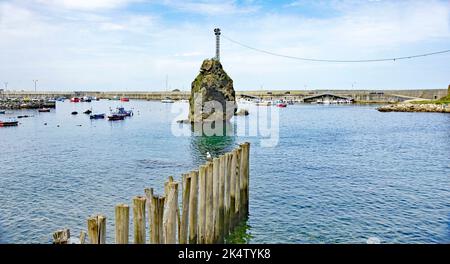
[82,96,92,102]
[38,108,51,112]
[120,97,130,102]
[70,97,80,103]
[83,109,92,115]
[0,110,5,114]
[90,113,105,119]
[116,107,133,116]
[0,119,19,127]
[17,115,30,119]
[71,111,78,115]
[108,114,125,121]
[276,103,287,108]
[111,96,120,101]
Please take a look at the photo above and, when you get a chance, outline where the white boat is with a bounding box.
[255,101,271,106]
[161,98,175,103]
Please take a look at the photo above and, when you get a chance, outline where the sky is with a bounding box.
[0,0,449,91]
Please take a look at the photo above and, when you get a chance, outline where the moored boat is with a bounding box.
[120,97,130,102]
[38,108,51,112]
[116,107,133,116]
[255,101,271,106]
[71,111,78,115]
[90,113,105,119]
[161,97,174,103]
[84,109,92,114]
[0,119,19,127]
[0,110,5,114]
[70,97,80,103]
[108,114,125,121]
[276,103,287,108]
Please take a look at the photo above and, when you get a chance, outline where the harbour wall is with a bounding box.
[1,89,448,102]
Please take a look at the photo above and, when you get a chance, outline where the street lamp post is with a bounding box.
[4,82,8,90]
[33,80,38,92]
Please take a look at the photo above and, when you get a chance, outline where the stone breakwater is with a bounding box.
[377,103,450,113]
[0,100,56,110]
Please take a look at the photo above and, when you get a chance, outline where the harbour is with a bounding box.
[1,100,449,243]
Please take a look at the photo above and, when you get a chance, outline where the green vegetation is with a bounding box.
[411,95,450,105]
[225,221,252,244]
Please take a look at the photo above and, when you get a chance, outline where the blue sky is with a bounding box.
[0,0,449,91]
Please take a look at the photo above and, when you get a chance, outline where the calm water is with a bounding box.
[0,100,449,244]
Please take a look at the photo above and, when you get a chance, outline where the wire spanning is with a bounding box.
[222,35,450,63]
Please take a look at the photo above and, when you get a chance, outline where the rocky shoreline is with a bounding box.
[0,100,56,110]
[377,103,450,113]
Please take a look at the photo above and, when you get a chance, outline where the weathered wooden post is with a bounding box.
[144,188,154,243]
[198,165,207,243]
[158,196,165,243]
[217,155,226,243]
[115,204,129,244]
[225,152,232,235]
[79,230,86,244]
[239,145,246,220]
[205,162,214,244]
[180,174,191,244]
[163,181,179,244]
[87,214,106,244]
[133,196,146,244]
[229,149,237,229]
[149,194,159,244]
[188,170,199,244]
[53,229,70,244]
[244,142,250,217]
[212,157,220,243]
[235,147,241,222]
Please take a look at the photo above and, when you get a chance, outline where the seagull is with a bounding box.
[206,152,212,161]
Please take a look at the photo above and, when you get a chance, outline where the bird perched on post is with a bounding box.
[206,152,212,161]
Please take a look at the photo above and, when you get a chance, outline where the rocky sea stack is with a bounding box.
[189,59,236,123]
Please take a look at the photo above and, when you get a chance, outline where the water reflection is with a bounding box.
[189,121,236,165]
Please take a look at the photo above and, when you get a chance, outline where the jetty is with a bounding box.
[53,143,250,244]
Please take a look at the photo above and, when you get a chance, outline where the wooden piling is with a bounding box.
[217,155,226,243]
[197,165,207,243]
[229,149,237,228]
[163,181,179,244]
[239,145,246,220]
[115,204,129,244]
[158,196,165,243]
[180,174,191,244]
[144,188,153,243]
[212,157,220,243]
[243,143,250,217]
[205,162,214,244]
[235,147,241,222]
[224,153,232,235]
[79,230,86,244]
[53,229,70,244]
[87,214,106,244]
[133,196,146,244]
[188,170,199,244]
[149,194,159,244]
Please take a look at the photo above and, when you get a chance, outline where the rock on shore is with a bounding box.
[377,103,450,113]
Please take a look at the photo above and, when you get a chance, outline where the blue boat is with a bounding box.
[90,113,105,119]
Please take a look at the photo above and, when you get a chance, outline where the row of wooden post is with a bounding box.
[54,142,250,244]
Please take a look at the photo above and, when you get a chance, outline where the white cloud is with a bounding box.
[0,0,449,91]
[36,0,139,10]
[161,0,260,15]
